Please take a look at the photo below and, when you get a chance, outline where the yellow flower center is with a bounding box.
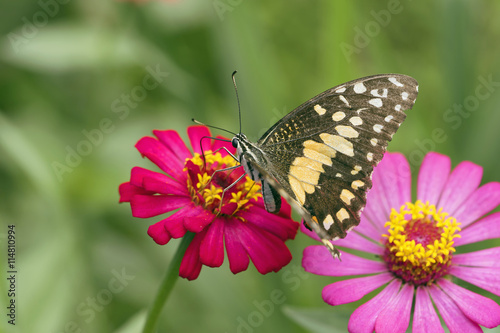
[382,200,461,285]
[184,151,261,216]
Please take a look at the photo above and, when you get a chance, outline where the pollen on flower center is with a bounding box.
[183,151,261,215]
[382,200,461,285]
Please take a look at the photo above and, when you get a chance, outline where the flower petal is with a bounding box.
[454,212,500,246]
[179,232,204,281]
[225,220,250,274]
[211,135,235,156]
[130,167,186,196]
[147,219,172,245]
[417,152,451,205]
[429,284,482,333]
[438,279,500,328]
[118,182,153,202]
[413,286,443,333]
[438,161,483,214]
[302,245,387,276]
[453,182,500,228]
[450,265,500,296]
[322,272,393,306]
[135,136,183,176]
[453,247,500,267]
[187,125,211,155]
[301,223,383,255]
[130,194,191,218]
[199,217,225,267]
[363,153,411,230]
[237,222,292,274]
[354,214,384,242]
[375,282,413,333]
[153,129,192,162]
[239,205,299,241]
[182,206,214,233]
[348,279,401,333]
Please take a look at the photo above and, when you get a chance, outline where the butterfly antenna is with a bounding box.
[191,119,237,137]
[231,71,242,134]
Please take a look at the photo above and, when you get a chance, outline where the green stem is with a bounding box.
[142,232,196,333]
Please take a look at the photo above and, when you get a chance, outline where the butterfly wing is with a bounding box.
[256,74,418,241]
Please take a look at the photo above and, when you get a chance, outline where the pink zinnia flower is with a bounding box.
[119,125,299,280]
[302,152,500,332]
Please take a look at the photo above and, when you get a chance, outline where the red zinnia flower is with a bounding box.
[119,125,299,280]
[302,152,500,332]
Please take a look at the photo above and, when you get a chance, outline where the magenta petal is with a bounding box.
[322,272,393,306]
[450,265,500,296]
[199,218,225,267]
[348,279,401,333]
[119,182,153,202]
[375,282,413,333]
[238,222,292,274]
[225,219,250,274]
[438,279,500,328]
[182,206,214,233]
[160,209,188,238]
[135,136,183,176]
[130,194,191,218]
[417,152,451,205]
[130,166,186,195]
[438,161,483,214]
[240,206,299,241]
[153,130,192,162]
[301,222,383,255]
[302,245,387,276]
[429,284,482,333]
[187,125,211,155]
[453,247,500,267]
[453,182,500,228]
[455,212,500,246]
[211,135,235,156]
[179,232,204,281]
[354,214,384,242]
[147,220,172,245]
[413,286,443,333]
[368,152,412,226]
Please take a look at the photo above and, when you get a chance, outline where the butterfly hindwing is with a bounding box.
[254,74,418,241]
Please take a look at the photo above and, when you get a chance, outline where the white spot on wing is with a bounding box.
[335,86,346,93]
[332,111,346,122]
[402,92,409,100]
[371,88,388,98]
[339,95,350,107]
[369,98,383,108]
[336,208,350,222]
[384,115,393,122]
[323,215,334,230]
[389,77,404,87]
[349,116,363,126]
[367,152,374,161]
[320,133,354,157]
[314,104,327,115]
[370,138,378,146]
[373,124,383,133]
[395,104,402,111]
[353,82,367,94]
[335,125,359,138]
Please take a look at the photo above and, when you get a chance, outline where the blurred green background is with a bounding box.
[1,1,500,332]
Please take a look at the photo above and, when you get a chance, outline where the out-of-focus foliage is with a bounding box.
[1,1,500,332]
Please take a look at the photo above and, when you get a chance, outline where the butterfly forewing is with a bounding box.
[255,74,418,242]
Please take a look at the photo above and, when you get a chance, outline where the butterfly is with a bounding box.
[230,74,418,258]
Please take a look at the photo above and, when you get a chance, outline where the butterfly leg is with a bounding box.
[216,173,247,214]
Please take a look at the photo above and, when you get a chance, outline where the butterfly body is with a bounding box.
[231,74,418,258]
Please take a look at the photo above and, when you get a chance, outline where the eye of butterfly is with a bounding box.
[232,74,418,258]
